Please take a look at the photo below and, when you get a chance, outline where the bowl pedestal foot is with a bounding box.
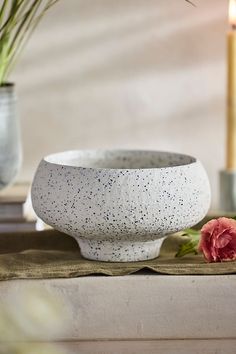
[77,237,166,262]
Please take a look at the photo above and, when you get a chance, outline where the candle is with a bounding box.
[227,0,236,169]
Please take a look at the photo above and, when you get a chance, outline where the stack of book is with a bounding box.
[0,184,36,233]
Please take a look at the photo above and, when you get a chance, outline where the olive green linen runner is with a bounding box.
[0,230,236,280]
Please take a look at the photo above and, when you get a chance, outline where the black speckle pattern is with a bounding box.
[31,150,211,262]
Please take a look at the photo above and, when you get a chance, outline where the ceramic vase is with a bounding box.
[0,84,22,190]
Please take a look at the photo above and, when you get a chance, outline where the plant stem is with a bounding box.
[0,0,60,85]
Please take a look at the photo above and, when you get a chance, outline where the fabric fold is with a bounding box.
[0,230,236,280]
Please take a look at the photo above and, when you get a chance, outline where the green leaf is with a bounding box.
[0,0,60,85]
[175,228,200,258]
[181,228,200,236]
[175,239,199,258]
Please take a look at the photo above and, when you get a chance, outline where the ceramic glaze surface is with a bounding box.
[31,150,211,262]
[0,85,22,190]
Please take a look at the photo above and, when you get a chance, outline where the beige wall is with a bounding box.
[13,0,227,209]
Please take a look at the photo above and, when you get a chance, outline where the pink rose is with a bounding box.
[199,217,236,262]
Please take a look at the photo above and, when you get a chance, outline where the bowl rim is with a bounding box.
[41,149,199,171]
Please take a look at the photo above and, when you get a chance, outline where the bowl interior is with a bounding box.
[45,150,196,169]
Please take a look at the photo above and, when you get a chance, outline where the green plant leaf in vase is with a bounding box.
[0,0,60,86]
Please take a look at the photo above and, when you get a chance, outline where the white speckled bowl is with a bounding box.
[31,150,211,262]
